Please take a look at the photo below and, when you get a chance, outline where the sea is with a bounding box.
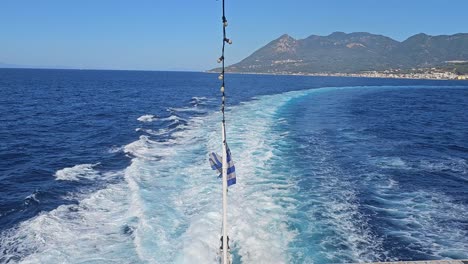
[0,69,467,264]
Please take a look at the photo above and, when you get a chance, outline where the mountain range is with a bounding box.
[219,32,468,74]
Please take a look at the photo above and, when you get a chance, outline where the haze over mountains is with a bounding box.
[220,32,468,74]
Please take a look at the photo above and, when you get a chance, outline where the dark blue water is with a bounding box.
[0,69,467,263]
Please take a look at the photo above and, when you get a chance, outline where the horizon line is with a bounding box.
[0,67,205,72]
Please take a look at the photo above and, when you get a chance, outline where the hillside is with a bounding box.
[217,32,468,74]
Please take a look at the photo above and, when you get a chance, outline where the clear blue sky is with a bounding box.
[1,0,467,71]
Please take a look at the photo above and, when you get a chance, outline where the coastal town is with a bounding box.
[226,68,468,80]
[307,69,468,80]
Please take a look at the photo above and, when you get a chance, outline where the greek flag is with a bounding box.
[209,146,236,186]
[209,152,222,176]
[225,146,236,186]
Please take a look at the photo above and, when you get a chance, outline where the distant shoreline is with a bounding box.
[207,70,468,81]
[1,67,467,81]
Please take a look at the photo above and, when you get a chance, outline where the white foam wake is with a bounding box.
[364,172,468,259]
[0,180,137,263]
[54,163,100,181]
[137,114,157,122]
[6,86,464,263]
[0,89,312,263]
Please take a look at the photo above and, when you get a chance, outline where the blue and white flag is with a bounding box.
[209,152,222,176]
[226,146,236,186]
[209,145,236,186]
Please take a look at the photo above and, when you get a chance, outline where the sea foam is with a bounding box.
[0,89,311,263]
[54,163,100,181]
[137,114,157,122]
[3,86,467,263]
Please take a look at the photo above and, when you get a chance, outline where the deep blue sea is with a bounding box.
[0,69,467,264]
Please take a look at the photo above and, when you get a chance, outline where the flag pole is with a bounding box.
[218,0,231,262]
[221,122,229,264]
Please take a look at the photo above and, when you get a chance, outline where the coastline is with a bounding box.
[207,70,468,81]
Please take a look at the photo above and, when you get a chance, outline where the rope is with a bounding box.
[218,0,232,127]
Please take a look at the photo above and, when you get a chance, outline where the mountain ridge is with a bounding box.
[216,32,468,74]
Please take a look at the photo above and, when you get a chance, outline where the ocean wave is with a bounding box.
[418,158,467,175]
[136,113,191,140]
[373,157,408,169]
[23,191,41,206]
[369,179,468,259]
[189,96,208,106]
[167,106,205,114]
[0,180,134,263]
[136,114,157,122]
[370,156,467,176]
[123,135,176,161]
[108,145,124,153]
[54,163,100,181]
[286,145,386,262]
